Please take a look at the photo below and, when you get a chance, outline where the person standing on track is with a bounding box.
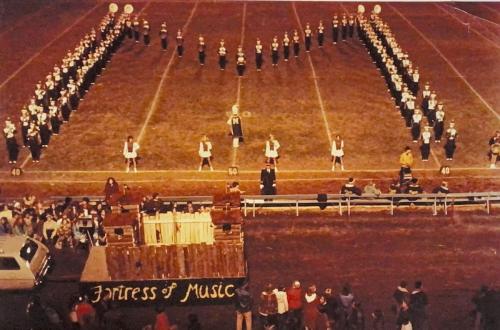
[271,36,279,67]
[332,14,339,44]
[283,32,290,62]
[255,38,264,71]
[331,134,345,171]
[444,121,458,161]
[236,46,246,77]
[176,29,184,58]
[3,118,19,165]
[292,30,300,58]
[159,22,168,51]
[304,23,313,52]
[198,135,213,171]
[264,134,280,171]
[123,135,140,173]
[317,20,325,48]
[218,39,227,71]
[198,35,206,65]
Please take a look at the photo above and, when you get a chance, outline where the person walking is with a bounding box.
[235,283,253,330]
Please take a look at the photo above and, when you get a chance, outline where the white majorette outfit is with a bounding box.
[227,105,243,148]
[198,135,213,171]
[265,135,280,170]
[331,135,345,171]
[123,136,140,172]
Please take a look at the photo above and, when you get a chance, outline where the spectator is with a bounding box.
[371,309,385,330]
[55,217,74,249]
[286,280,304,329]
[399,146,414,171]
[488,131,500,169]
[104,177,120,202]
[339,284,355,325]
[274,286,289,330]
[228,181,245,194]
[75,296,96,328]
[341,177,362,196]
[407,178,423,196]
[258,283,278,329]
[303,284,321,330]
[432,181,449,194]
[187,314,201,330]
[409,281,428,330]
[26,296,50,330]
[103,302,127,330]
[363,181,381,196]
[393,281,410,314]
[396,304,412,330]
[42,214,58,244]
[154,304,172,330]
[235,282,252,330]
[318,288,339,329]
[0,216,12,234]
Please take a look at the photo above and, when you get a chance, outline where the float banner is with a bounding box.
[80,277,246,305]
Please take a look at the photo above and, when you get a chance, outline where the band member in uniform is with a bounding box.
[176,29,184,57]
[123,135,140,173]
[341,14,348,41]
[420,126,431,161]
[348,15,355,38]
[198,135,213,171]
[264,134,280,171]
[218,39,227,70]
[434,103,445,143]
[125,15,133,39]
[304,23,313,52]
[3,119,19,164]
[317,20,325,48]
[260,163,277,195]
[198,35,206,65]
[411,108,422,143]
[132,16,140,43]
[48,100,61,135]
[426,91,437,126]
[27,122,41,163]
[37,111,51,148]
[159,22,168,50]
[292,30,300,58]
[332,14,339,44]
[227,105,243,147]
[444,122,457,161]
[283,32,290,61]
[142,20,150,46]
[20,108,30,147]
[489,131,500,168]
[271,36,279,67]
[255,38,263,71]
[411,68,419,95]
[331,134,345,171]
[236,46,246,77]
[421,82,430,115]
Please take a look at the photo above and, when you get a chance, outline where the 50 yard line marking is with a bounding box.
[291,2,333,146]
[388,4,500,121]
[136,1,199,144]
[231,2,247,166]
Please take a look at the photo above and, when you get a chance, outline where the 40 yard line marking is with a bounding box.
[136,1,199,144]
[232,3,247,167]
[388,4,500,121]
[291,2,333,146]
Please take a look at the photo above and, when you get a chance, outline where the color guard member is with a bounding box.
[3,118,19,164]
[198,35,206,65]
[143,20,150,46]
[317,20,325,47]
[420,126,431,161]
[331,134,345,171]
[304,23,312,52]
[218,39,227,70]
[332,14,339,44]
[176,29,184,57]
[434,103,445,143]
[264,134,280,171]
[283,32,290,61]
[271,36,279,67]
[255,38,263,71]
[227,105,243,147]
[198,135,213,171]
[292,30,300,58]
[159,22,168,50]
[123,135,140,173]
[444,122,457,161]
[236,46,246,76]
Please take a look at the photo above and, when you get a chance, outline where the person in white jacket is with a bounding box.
[273,286,289,330]
[123,135,140,173]
[198,135,213,171]
[331,134,345,171]
[265,134,280,171]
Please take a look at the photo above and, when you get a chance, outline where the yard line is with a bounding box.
[388,4,500,121]
[136,1,199,144]
[479,4,500,18]
[435,4,500,50]
[0,3,103,91]
[291,2,333,145]
[232,3,247,167]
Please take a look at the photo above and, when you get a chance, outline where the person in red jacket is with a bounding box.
[304,285,321,330]
[286,280,303,328]
[154,304,172,330]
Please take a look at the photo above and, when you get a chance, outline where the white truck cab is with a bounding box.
[0,233,51,290]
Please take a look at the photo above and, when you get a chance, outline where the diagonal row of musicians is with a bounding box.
[123,13,360,74]
[359,11,459,161]
[2,11,133,165]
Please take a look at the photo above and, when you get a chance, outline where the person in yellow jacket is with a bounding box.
[399,146,414,183]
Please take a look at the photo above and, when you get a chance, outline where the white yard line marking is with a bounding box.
[388,4,500,121]
[479,4,500,19]
[435,4,500,50]
[136,1,199,144]
[430,149,442,168]
[231,3,247,167]
[292,2,333,146]
[0,3,103,91]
